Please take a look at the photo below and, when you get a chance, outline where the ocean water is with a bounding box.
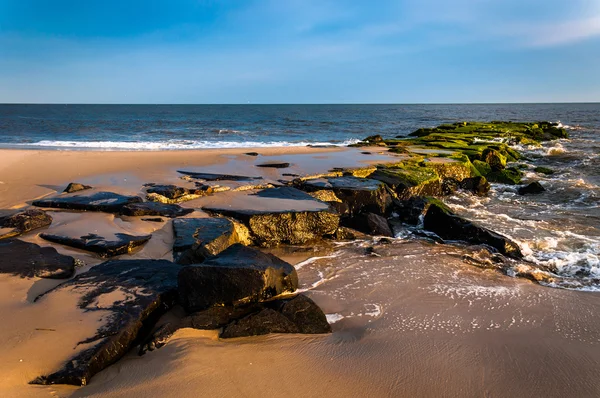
[1,103,599,290]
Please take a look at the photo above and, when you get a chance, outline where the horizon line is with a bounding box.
[1,102,599,106]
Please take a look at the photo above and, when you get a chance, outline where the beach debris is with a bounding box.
[256,162,291,169]
[33,191,142,213]
[0,209,52,240]
[63,182,92,193]
[0,239,75,279]
[172,217,252,264]
[518,181,546,195]
[31,259,182,386]
[177,244,298,313]
[120,202,194,218]
[40,232,151,258]
[145,184,205,204]
[423,201,523,259]
[203,187,340,247]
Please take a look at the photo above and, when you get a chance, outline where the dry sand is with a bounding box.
[1,147,600,397]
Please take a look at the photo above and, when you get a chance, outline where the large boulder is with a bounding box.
[177,244,298,313]
[0,239,76,279]
[172,218,251,264]
[423,201,522,258]
[40,232,151,257]
[0,209,53,239]
[33,192,142,213]
[31,259,181,386]
[120,202,194,218]
[300,177,392,215]
[203,187,339,246]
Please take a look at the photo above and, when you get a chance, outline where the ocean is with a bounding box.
[0,103,599,290]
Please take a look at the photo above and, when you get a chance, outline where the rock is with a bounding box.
[142,217,164,222]
[146,185,203,204]
[473,160,492,176]
[345,212,393,237]
[391,197,428,225]
[221,308,300,338]
[33,192,142,213]
[300,177,392,215]
[63,183,92,193]
[367,167,442,201]
[177,244,298,313]
[423,201,522,258]
[280,294,331,334]
[0,239,76,279]
[487,167,523,185]
[333,226,370,240]
[256,162,291,169]
[518,181,546,195]
[245,152,259,156]
[177,171,263,181]
[482,148,507,171]
[459,176,491,196]
[40,232,151,258]
[534,166,554,175]
[203,187,339,246]
[31,259,181,386]
[172,218,251,264]
[120,202,194,218]
[0,209,52,239]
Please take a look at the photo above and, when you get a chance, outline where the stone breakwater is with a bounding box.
[0,121,568,386]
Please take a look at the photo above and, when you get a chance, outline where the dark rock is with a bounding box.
[300,177,392,216]
[0,209,52,239]
[256,162,291,169]
[31,259,181,386]
[345,212,393,237]
[146,185,189,199]
[33,192,142,213]
[367,168,442,201]
[391,197,428,225]
[364,134,384,143]
[245,152,259,156]
[40,232,151,258]
[172,218,249,264]
[534,166,554,175]
[441,178,461,195]
[120,202,194,218]
[220,308,300,338]
[282,173,300,177]
[63,183,92,193]
[142,217,164,222]
[518,181,546,195]
[178,171,262,181]
[280,294,331,334]
[487,167,523,185]
[482,148,507,171]
[177,244,298,313]
[423,202,522,258]
[0,239,76,279]
[203,187,339,246]
[459,176,491,196]
[145,185,203,203]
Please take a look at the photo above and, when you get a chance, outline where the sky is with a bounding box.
[0,0,599,103]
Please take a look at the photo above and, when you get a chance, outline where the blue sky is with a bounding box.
[1,0,599,103]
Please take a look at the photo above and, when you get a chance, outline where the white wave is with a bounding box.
[295,252,340,270]
[9,139,361,151]
[326,313,344,324]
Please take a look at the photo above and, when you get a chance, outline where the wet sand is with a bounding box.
[1,147,600,397]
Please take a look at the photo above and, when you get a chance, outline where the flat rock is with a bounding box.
[203,187,339,246]
[177,171,263,181]
[63,182,92,193]
[40,232,151,258]
[0,209,52,239]
[0,239,76,279]
[245,152,259,156]
[301,176,392,216]
[423,202,522,258]
[177,244,298,313]
[33,192,142,213]
[172,218,250,264]
[31,259,181,386]
[120,202,194,218]
[368,168,442,200]
[518,181,546,195]
[146,185,203,204]
[256,162,291,169]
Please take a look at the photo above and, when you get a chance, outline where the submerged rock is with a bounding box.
[0,239,76,279]
[534,166,555,175]
[63,183,92,194]
[423,201,522,258]
[0,209,53,239]
[203,187,339,246]
[40,232,151,257]
[177,244,298,313]
[31,259,181,386]
[172,218,251,264]
[33,192,142,213]
[120,202,194,218]
[518,181,546,195]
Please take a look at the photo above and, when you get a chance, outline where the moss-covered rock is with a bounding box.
[534,166,555,175]
[487,167,523,185]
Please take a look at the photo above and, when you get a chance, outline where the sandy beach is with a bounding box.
[1,146,600,398]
